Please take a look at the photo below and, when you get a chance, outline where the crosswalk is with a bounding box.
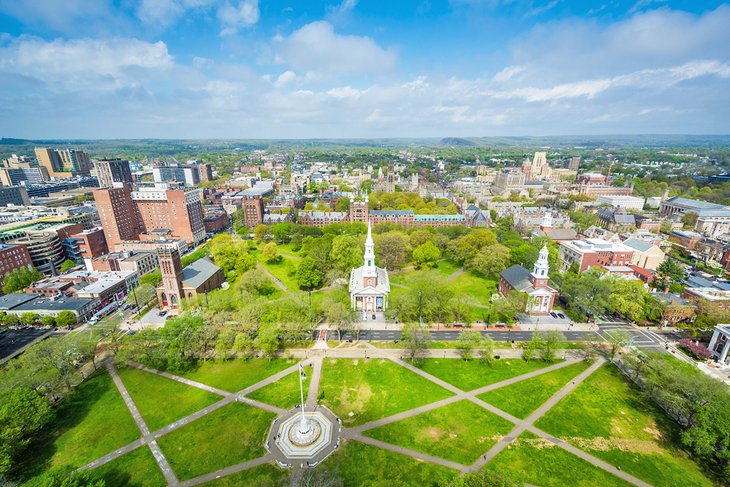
[597,324,666,350]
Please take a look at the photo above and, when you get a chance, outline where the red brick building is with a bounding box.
[558,238,635,272]
[0,244,33,280]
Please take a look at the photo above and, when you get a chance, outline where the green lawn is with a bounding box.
[478,361,591,419]
[17,372,140,479]
[485,432,631,487]
[180,358,296,393]
[157,402,274,481]
[118,367,220,431]
[93,447,165,487]
[319,358,453,426]
[449,270,498,306]
[535,363,715,487]
[415,358,557,391]
[247,369,310,409]
[319,440,457,486]
[390,259,462,285]
[201,463,289,486]
[257,255,300,291]
[364,400,514,464]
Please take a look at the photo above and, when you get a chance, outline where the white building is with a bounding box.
[348,222,390,313]
[708,324,730,366]
[596,195,646,211]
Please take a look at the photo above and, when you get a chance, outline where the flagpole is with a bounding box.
[299,363,307,431]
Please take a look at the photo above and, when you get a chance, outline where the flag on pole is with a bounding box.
[299,362,307,380]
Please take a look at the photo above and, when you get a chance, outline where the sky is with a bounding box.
[0,0,728,139]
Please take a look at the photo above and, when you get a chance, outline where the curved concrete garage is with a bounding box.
[266,407,341,468]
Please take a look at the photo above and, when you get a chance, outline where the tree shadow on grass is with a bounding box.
[12,370,118,481]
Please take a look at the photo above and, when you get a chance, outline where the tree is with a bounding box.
[479,336,496,365]
[233,332,255,358]
[412,241,440,269]
[296,257,324,290]
[681,211,699,228]
[0,387,54,475]
[657,259,686,283]
[542,330,563,361]
[253,224,269,241]
[2,266,44,294]
[456,330,481,360]
[254,324,280,357]
[523,331,544,361]
[238,269,276,296]
[40,315,56,327]
[471,244,511,277]
[60,259,77,272]
[329,235,363,272]
[605,329,628,358]
[401,323,431,365]
[443,469,521,487]
[1,313,19,327]
[375,232,409,269]
[19,312,39,326]
[261,242,281,263]
[55,311,78,329]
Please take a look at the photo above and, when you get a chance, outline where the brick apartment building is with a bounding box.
[93,184,205,249]
[0,244,33,279]
[558,238,635,272]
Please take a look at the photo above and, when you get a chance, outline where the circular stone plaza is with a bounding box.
[266,406,341,468]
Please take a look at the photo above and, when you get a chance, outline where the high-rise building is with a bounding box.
[158,247,184,310]
[566,156,581,171]
[152,164,200,186]
[34,147,91,178]
[522,151,551,180]
[0,167,49,186]
[0,186,31,206]
[198,163,213,182]
[93,184,140,249]
[242,195,264,227]
[0,244,33,280]
[96,158,133,188]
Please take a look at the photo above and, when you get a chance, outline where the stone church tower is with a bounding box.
[158,247,184,309]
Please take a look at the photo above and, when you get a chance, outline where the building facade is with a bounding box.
[96,158,133,188]
[0,244,33,280]
[558,238,635,272]
[499,245,558,315]
[349,222,390,313]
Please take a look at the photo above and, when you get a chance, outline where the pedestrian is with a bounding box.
[617,466,621,471]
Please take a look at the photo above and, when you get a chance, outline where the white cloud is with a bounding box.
[492,65,525,83]
[136,0,217,27]
[0,36,174,90]
[218,0,260,35]
[274,21,396,76]
[274,70,297,87]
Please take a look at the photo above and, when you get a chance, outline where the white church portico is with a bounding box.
[349,222,390,313]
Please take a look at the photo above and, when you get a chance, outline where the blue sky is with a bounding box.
[0,0,728,138]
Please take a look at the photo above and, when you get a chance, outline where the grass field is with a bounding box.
[180,358,296,393]
[449,270,498,306]
[478,361,591,419]
[535,363,715,487]
[257,255,300,291]
[202,463,289,486]
[93,447,165,487]
[157,402,274,481]
[364,400,514,464]
[389,259,462,285]
[485,432,631,487]
[247,369,310,409]
[17,371,140,480]
[415,357,557,391]
[118,367,220,431]
[319,358,453,425]
[320,440,457,486]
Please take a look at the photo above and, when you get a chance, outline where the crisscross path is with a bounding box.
[82,350,650,487]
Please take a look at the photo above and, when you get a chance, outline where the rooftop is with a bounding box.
[182,257,221,289]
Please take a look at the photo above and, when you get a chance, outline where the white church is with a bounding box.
[349,222,390,313]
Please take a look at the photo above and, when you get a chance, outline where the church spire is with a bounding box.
[363,220,377,278]
[532,244,550,279]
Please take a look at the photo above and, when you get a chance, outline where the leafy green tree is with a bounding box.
[254,324,280,357]
[233,332,255,358]
[60,259,77,272]
[523,331,544,361]
[55,311,78,329]
[542,330,563,362]
[402,323,431,366]
[412,241,440,269]
[262,242,281,263]
[456,330,481,360]
[238,269,276,296]
[40,315,56,327]
[0,313,19,327]
[329,235,363,272]
[296,257,324,290]
[567,210,599,233]
[471,244,511,277]
[443,469,521,487]
[19,312,39,326]
[375,232,409,269]
[479,337,496,365]
[0,387,54,475]
[657,258,686,283]
[253,224,269,241]
[2,266,44,294]
[23,466,106,487]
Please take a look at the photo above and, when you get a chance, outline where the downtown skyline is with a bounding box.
[0,0,729,139]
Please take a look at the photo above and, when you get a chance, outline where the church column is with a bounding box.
[720,339,730,364]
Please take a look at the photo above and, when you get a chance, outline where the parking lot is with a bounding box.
[0,327,54,362]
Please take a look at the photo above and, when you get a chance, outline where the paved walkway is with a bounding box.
[447,267,466,281]
[256,263,289,292]
[82,351,650,487]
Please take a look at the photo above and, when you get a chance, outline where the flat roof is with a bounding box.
[0,293,39,310]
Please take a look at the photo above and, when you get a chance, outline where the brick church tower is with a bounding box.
[158,247,184,309]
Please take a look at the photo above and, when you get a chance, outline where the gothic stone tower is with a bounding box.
[158,247,184,309]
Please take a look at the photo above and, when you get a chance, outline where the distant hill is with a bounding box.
[440,137,476,147]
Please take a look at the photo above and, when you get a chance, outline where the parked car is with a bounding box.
[550,312,558,318]
[159,310,167,317]
[557,312,566,319]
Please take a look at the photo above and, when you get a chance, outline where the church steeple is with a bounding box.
[363,220,377,278]
[531,244,550,287]
[540,210,553,230]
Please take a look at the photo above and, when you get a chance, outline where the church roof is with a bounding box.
[182,257,221,289]
[500,264,532,291]
[349,266,390,294]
